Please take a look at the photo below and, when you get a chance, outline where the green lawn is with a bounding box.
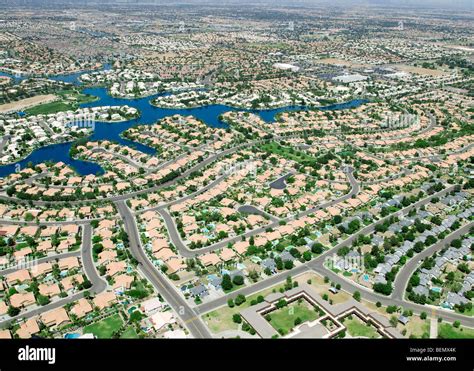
[343,316,381,338]
[267,300,319,335]
[438,323,474,339]
[261,142,317,165]
[202,283,286,334]
[25,91,97,116]
[455,306,474,317]
[83,314,124,339]
[25,101,74,115]
[120,326,139,339]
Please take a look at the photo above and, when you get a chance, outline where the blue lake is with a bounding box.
[0,70,368,178]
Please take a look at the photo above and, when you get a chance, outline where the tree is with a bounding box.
[303,251,312,261]
[410,274,420,287]
[37,294,50,306]
[7,305,20,317]
[274,299,287,310]
[234,294,246,306]
[129,310,143,322]
[420,312,427,320]
[311,243,324,254]
[232,314,242,324]
[353,291,361,302]
[221,274,233,291]
[386,305,398,314]
[373,282,393,296]
[453,320,461,328]
[458,263,470,274]
[232,275,244,286]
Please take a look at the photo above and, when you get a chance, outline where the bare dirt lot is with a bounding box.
[0,94,58,114]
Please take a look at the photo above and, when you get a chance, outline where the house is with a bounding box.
[5,269,31,286]
[413,285,429,297]
[165,258,186,274]
[0,329,11,339]
[233,240,249,255]
[150,311,175,331]
[38,283,61,297]
[61,274,84,291]
[31,262,53,278]
[220,248,236,262]
[16,318,40,339]
[113,274,134,292]
[445,292,469,308]
[261,258,277,273]
[70,298,93,318]
[106,261,127,277]
[93,291,117,310]
[98,250,117,265]
[10,292,35,308]
[58,256,80,271]
[199,253,220,267]
[209,276,222,289]
[140,298,163,315]
[190,284,209,298]
[0,300,8,315]
[279,250,295,262]
[41,307,70,328]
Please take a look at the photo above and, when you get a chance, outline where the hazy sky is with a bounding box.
[2,0,472,11]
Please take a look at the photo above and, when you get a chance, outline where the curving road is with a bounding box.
[0,222,107,328]
[195,183,474,329]
[391,220,474,301]
[115,200,211,339]
[81,223,107,294]
[157,166,359,258]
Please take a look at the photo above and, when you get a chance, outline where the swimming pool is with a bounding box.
[64,333,81,339]
[127,306,137,314]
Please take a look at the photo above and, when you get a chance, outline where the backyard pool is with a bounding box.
[64,333,81,339]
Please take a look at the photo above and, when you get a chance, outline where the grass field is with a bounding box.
[267,300,319,335]
[120,326,139,339]
[296,272,351,304]
[83,314,124,339]
[25,90,98,116]
[261,142,317,165]
[343,316,381,338]
[438,323,474,339]
[25,101,74,115]
[202,283,286,334]
[398,316,430,338]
